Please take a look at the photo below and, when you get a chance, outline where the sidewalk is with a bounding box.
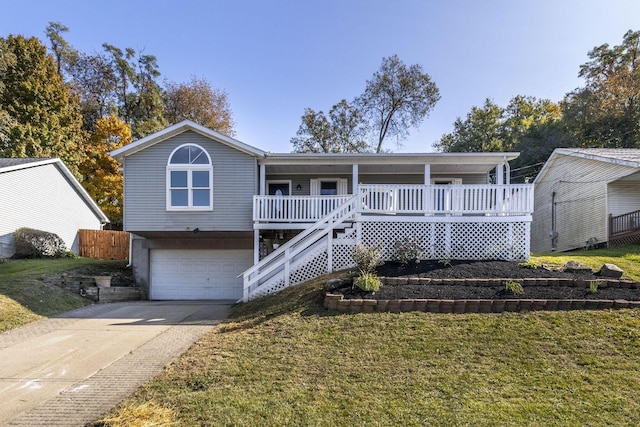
[0,301,232,426]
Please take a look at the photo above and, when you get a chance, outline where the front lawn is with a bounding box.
[97,244,640,426]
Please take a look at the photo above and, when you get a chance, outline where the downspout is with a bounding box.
[126,232,133,267]
[551,191,557,251]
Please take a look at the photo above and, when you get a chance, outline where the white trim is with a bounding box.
[110,120,265,160]
[266,180,292,195]
[352,164,359,195]
[166,144,213,211]
[310,178,348,196]
[430,177,462,185]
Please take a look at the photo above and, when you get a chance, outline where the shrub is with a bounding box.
[13,228,68,259]
[353,271,382,292]
[352,244,382,274]
[392,237,421,265]
[504,280,524,295]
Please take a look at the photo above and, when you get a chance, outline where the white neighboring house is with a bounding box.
[532,148,640,252]
[0,158,109,258]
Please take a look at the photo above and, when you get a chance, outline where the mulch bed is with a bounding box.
[333,260,640,301]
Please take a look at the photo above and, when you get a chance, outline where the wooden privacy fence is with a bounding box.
[79,229,130,260]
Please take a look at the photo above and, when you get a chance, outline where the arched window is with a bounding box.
[166,144,213,210]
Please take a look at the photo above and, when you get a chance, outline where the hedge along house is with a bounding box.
[0,158,109,258]
[532,148,640,252]
[111,120,534,302]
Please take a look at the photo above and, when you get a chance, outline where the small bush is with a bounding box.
[505,280,524,295]
[352,244,382,274]
[13,228,68,259]
[353,271,382,292]
[392,237,421,265]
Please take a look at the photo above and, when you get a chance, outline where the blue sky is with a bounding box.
[1,0,639,153]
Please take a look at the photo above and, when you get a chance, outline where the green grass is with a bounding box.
[0,258,127,332]
[98,245,640,427]
[532,243,640,281]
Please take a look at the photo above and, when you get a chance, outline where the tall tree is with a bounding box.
[357,55,440,152]
[164,76,235,136]
[103,43,166,138]
[78,116,131,223]
[291,100,369,153]
[435,98,504,153]
[563,30,640,148]
[45,21,78,77]
[0,34,85,174]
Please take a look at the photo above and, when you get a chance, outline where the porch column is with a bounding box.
[496,163,504,185]
[259,164,266,195]
[424,163,431,215]
[504,161,511,184]
[254,229,260,264]
[352,164,359,195]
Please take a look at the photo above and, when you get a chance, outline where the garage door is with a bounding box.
[150,249,254,300]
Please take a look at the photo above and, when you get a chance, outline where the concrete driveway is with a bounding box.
[0,301,233,426]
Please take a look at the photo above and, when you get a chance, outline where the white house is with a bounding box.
[0,158,109,257]
[111,121,534,302]
[532,148,640,252]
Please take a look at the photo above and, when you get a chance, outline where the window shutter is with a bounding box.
[338,179,348,195]
[310,179,320,195]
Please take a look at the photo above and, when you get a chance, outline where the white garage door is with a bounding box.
[150,249,254,300]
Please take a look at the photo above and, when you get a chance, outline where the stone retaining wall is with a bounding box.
[325,276,640,314]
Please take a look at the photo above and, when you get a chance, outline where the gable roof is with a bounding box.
[0,158,109,223]
[110,120,265,160]
[534,148,640,184]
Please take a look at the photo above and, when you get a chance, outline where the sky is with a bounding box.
[1,0,639,153]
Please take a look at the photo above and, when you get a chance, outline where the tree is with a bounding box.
[45,21,78,77]
[357,55,440,152]
[562,30,640,148]
[103,43,166,138]
[164,76,235,136]
[291,100,369,153]
[78,116,131,223]
[0,34,85,174]
[435,96,565,182]
[435,99,504,153]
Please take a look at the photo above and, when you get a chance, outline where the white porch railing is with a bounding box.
[253,184,534,223]
[359,184,533,216]
[243,195,358,302]
[253,195,352,222]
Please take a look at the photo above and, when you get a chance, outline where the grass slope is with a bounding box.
[98,245,640,427]
[0,258,127,332]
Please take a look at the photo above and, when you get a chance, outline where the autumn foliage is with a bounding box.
[79,116,131,223]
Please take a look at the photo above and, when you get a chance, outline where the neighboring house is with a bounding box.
[0,158,109,258]
[111,120,534,302]
[532,148,640,253]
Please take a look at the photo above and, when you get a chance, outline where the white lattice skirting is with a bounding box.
[247,217,531,300]
[358,218,531,262]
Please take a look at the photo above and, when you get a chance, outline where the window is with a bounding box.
[320,181,338,196]
[167,144,212,210]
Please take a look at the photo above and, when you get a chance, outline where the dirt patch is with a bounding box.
[335,260,640,301]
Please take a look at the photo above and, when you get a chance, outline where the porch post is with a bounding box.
[424,163,431,215]
[504,161,511,184]
[259,164,266,195]
[496,163,504,185]
[352,163,359,195]
[254,229,260,264]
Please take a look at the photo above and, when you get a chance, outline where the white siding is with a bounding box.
[532,154,639,252]
[608,173,640,216]
[123,131,257,232]
[0,164,103,257]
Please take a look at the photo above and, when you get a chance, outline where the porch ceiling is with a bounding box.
[261,152,518,175]
[265,163,500,175]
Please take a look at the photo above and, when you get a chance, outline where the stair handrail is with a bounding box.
[242,194,359,301]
